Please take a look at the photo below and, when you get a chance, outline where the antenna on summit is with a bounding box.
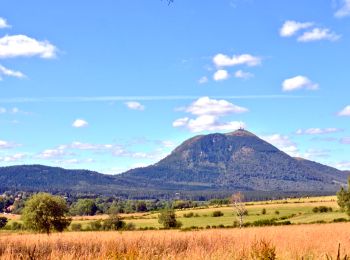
[239,123,244,130]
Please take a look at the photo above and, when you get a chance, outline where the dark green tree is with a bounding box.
[158,208,182,229]
[0,216,8,229]
[337,177,350,216]
[102,214,126,230]
[70,199,97,216]
[22,193,71,234]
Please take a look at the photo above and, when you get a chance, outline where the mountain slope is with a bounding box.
[0,130,348,196]
[120,129,348,192]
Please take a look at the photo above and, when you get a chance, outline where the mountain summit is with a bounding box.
[0,130,348,196]
[121,130,348,192]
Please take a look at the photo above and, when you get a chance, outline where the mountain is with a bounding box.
[120,129,348,192]
[0,130,348,198]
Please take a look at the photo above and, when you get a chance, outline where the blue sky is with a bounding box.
[0,0,350,173]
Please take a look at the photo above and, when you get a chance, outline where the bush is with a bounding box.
[70,223,82,231]
[312,206,333,213]
[333,218,348,223]
[9,221,23,231]
[275,210,280,215]
[90,220,103,231]
[158,208,182,229]
[261,208,267,215]
[0,217,8,229]
[183,212,194,218]
[102,214,126,230]
[212,211,224,217]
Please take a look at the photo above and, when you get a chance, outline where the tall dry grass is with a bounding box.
[1,223,350,259]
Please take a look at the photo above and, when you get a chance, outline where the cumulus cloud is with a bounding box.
[338,105,350,116]
[234,70,254,79]
[282,75,319,91]
[296,128,342,135]
[0,18,10,29]
[335,0,350,17]
[173,97,248,133]
[280,20,313,37]
[0,65,25,80]
[72,119,88,128]
[125,101,145,111]
[213,69,229,81]
[261,134,299,157]
[38,148,68,159]
[0,35,57,59]
[185,96,248,116]
[213,53,261,67]
[297,28,341,42]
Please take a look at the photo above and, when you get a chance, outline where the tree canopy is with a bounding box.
[22,193,71,234]
[337,177,350,216]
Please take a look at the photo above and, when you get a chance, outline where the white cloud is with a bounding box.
[334,161,350,170]
[340,137,350,144]
[0,18,10,29]
[0,153,26,162]
[213,69,229,81]
[213,53,261,67]
[338,105,350,116]
[234,70,254,79]
[296,128,342,135]
[335,0,350,17]
[280,20,313,37]
[0,107,6,113]
[0,35,57,59]
[0,65,25,79]
[297,28,340,42]
[180,115,245,133]
[38,148,67,159]
[282,75,319,91]
[261,134,299,157]
[198,76,208,84]
[72,119,88,128]
[0,140,19,149]
[185,96,248,116]
[125,101,145,111]
[173,97,248,133]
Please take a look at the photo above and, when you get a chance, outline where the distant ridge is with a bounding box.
[0,130,349,198]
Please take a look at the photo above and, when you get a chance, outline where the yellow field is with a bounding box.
[1,223,350,259]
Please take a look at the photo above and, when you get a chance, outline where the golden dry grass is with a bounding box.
[1,223,350,259]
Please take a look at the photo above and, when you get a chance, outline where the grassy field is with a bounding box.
[2,195,346,230]
[1,223,350,259]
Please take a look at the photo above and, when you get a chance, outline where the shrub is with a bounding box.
[102,214,126,230]
[9,221,23,231]
[0,217,8,229]
[158,208,182,229]
[212,211,224,217]
[123,222,136,231]
[70,223,82,231]
[183,212,194,218]
[261,208,267,215]
[90,220,103,231]
[333,218,348,223]
[275,210,280,215]
[312,206,333,213]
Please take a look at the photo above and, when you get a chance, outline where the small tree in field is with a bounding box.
[337,177,350,216]
[0,216,8,229]
[232,192,246,228]
[22,193,71,234]
[158,208,182,229]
